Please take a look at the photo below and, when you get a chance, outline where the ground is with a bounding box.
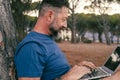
[57,41,118,67]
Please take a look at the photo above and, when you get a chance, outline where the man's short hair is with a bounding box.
[38,0,69,16]
[40,0,69,8]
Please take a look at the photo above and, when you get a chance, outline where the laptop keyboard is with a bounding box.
[80,68,108,79]
[90,68,107,76]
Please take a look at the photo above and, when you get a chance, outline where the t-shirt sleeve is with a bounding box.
[14,43,47,77]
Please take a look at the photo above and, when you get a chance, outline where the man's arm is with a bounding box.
[18,78,40,80]
[61,65,91,80]
[61,61,96,80]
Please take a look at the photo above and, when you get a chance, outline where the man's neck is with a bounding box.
[33,17,50,35]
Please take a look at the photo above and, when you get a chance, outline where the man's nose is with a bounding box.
[63,22,67,28]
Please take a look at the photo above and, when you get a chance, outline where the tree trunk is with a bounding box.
[117,35,120,44]
[92,32,95,42]
[71,10,76,43]
[0,0,17,80]
[98,32,103,43]
[110,33,114,44]
[101,15,111,45]
[103,26,111,45]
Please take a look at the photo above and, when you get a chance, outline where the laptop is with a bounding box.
[80,46,120,80]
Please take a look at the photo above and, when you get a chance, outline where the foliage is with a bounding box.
[10,0,39,42]
[10,0,120,44]
[68,13,120,43]
[110,14,120,36]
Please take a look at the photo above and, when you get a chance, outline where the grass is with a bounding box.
[57,41,118,67]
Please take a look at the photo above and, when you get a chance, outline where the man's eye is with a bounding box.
[63,18,66,22]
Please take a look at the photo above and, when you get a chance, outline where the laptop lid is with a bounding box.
[103,46,120,72]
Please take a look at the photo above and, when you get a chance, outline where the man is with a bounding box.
[14,0,96,80]
[14,0,119,80]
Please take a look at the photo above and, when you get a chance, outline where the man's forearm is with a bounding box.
[61,72,76,80]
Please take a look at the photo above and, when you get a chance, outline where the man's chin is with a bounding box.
[52,31,58,37]
[49,30,58,37]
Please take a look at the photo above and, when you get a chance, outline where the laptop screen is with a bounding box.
[104,46,120,71]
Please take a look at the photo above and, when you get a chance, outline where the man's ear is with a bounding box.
[47,10,54,22]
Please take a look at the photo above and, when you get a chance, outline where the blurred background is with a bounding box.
[10,0,120,45]
[1,0,120,80]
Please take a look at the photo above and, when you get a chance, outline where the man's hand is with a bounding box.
[62,61,96,80]
[61,65,91,80]
[78,61,96,69]
[61,61,96,80]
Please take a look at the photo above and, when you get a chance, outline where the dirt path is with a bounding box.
[58,42,118,67]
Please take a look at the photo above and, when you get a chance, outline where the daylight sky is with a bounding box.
[29,0,120,16]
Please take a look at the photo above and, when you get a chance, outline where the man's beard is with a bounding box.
[49,27,58,37]
[49,20,59,38]
[49,20,64,39]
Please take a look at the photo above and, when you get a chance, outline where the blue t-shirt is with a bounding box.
[14,31,70,80]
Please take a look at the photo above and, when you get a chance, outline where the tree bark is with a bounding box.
[117,35,120,44]
[103,25,111,45]
[0,0,17,80]
[71,10,76,43]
